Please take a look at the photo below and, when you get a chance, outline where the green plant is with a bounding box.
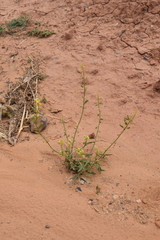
[27,28,55,38]
[38,74,48,80]
[41,95,47,103]
[38,65,137,181]
[7,15,29,30]
[29,98,46,133]
[27,57,32,63]
[0,26,5,35]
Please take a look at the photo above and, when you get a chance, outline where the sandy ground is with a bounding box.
[0,0,160,239]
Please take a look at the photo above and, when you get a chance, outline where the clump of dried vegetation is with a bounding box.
[0,57,48,145]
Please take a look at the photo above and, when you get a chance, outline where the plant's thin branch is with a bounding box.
[62,115,69,143]
[90,95,102,153]
[38,132,61,156]
[100,109,138,159]
[70,65,87,152]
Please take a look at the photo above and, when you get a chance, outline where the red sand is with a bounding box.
[0,1,160,239]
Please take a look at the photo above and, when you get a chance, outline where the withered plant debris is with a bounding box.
[0,58,47,145]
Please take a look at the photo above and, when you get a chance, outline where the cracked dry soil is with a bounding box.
[0,1,160,240]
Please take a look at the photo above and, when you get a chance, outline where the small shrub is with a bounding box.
[27,28,55,38]
[0,26,5,35]
[7,15,29,30]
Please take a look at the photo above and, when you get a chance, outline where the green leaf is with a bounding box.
[101,153,112,157]
[72,174,80,181]
[80,177,91,184]
[78,161,84,172]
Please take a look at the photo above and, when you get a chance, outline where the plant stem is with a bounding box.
[61,115,69,142]
[70,66,87,152]
[38,132,61,156]
[90,95,102,153]
[100,109,138,159]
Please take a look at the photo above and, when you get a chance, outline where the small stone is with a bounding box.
[121,30,126,34]
[143,56,150,61]
[88,199,94,205]
[45,225,50,229]
[126,200,131,203]
[136,199,142,203]
[79,180,85,185]
[50,108,62,113]
[116,183,120,187]
[113,195,119,200]
[142,199,147,204]
[115,51,121,54]
[89,133,95,139]
[29,114,48,133]
[141,220,147,224]
[76,187,82,192]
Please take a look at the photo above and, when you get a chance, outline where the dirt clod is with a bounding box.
[155,219,160,228]
[153,80,160,93]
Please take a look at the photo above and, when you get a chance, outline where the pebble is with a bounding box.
[29,114,48,133]
[45,225,50,229]
[136,199,142,203]
[121,30,126,34]
[76,187,82,192]
[115,51,121,54]
[88,199,94,205]
[141,220,147,224]
[79,180,85,185]
[113,195,119,200]
[144,56,150,61]
[142,199,147,204]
